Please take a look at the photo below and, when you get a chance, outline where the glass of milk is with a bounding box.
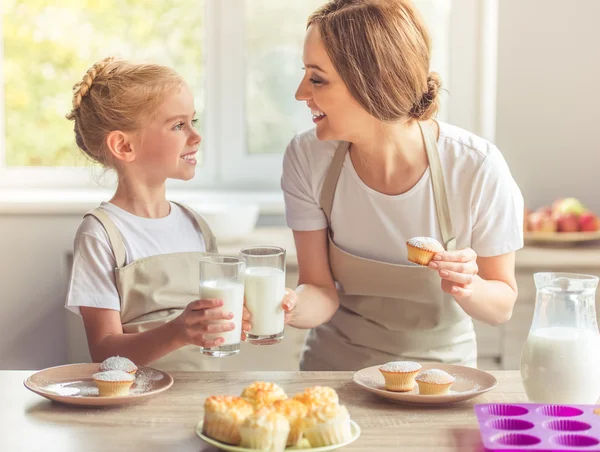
[239,246,286,345]
[198,254,246,357]
[520,272,600,404]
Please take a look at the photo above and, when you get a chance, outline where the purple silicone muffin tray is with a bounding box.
[475,403,600,451]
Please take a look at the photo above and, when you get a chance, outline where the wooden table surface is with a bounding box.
[4,370,528,452]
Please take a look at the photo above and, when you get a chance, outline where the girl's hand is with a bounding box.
[174,299,235,347]
[282,288,298,324]
[428,248,479,301]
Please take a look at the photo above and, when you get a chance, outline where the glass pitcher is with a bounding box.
[520,272,600,404]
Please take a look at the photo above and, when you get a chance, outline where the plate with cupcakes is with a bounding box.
[196,381,361,451]
[23,356,173,407]
[353,361,497,406]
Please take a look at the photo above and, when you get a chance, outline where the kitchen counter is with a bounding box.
[219,227,600,270]
[6,370,525,451]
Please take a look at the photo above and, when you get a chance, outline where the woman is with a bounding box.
[281,0,524,371]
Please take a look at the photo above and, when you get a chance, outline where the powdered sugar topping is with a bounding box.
[406,237,444,252]
[380,361,422,373]
[92,370,135,382]
[415,369,455,384]
[99,356,137,373]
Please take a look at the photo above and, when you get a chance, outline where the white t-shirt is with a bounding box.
[65,202,206,315]
[281,121,524,264]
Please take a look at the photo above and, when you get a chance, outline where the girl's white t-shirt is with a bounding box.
[281,121,524,264]
[65,202,206,315]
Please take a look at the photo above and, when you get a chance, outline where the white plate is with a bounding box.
[353,362,497,406]
[196,420,361,451]
[524,230,600,244]
[23,363,173,407]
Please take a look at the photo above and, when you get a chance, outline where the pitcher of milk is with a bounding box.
[520,272,600,404]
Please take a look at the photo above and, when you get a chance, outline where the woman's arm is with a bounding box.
[286,229,339,329]
[430,249,518,326]
[81,298,235,365]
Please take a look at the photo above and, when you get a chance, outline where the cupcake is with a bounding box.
[415,369,456,395]
[379,361,422,392]
[272,399,308,447]
[98,356,137,375]
[293,386,339,411]
[302,401,353,447]
[239,407,290,452]
[241,381,287,409]
[406,237,445,266]
[203,395,253,445]
[92,370,135,397]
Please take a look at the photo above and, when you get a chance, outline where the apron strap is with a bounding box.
[85,208,128,269]
[171,202,219,253]
[419,121,457,251]
[319,141,350,236]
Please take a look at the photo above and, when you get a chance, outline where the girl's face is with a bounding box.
[295,25,374,142]
[130,84,202,183]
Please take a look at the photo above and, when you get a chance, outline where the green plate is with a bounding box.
[196,420,361,451]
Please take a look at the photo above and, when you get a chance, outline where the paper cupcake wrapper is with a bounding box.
[416,381,453,395]
[407,245,436,266]
[304,418,353,447]
[379,369,419,392]
[203,415,241,445]
[240,427,289,451]
[94,380,134,397]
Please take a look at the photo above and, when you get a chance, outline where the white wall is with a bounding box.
[495,0,600,213]
[0,216,79,369]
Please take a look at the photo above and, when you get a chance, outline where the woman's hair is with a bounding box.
[66,57,185,166]
[308,0,441,122]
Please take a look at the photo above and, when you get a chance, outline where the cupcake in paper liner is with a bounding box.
[415,369,456,395]
[272,399,308,447]
[92,370,135,396]
[239,407,290,452]
[241,381,287,409]
[202,395,253,445]
[379,361,422,392]
[302,401,353,447]
[98,356,138,375]
[406,236,445,266]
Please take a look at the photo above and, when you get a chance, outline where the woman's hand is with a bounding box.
[173,299,235,348]
[428,248,479,300]
[241,288,298,339]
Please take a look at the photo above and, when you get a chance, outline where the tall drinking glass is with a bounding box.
[198,255,245,357]
[239,246,286,345]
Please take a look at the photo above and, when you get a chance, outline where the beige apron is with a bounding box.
[85,202,223,371]
[300,122,477,371]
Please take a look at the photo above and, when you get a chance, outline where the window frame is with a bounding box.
[0,0,498,192]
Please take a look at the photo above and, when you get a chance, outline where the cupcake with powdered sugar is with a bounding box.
[415,369,456,395]
[378,361,422,392]
[406,236,445,266]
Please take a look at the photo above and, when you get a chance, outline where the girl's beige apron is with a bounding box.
[86,202,221,371]
[301,122,477,371]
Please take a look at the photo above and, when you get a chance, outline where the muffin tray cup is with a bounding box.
[475,403,600,451]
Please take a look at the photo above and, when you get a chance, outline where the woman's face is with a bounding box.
[296,25,374,142]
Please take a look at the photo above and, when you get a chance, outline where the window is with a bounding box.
[1,0,493,191]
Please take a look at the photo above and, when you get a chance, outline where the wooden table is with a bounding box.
[4,370,527,451]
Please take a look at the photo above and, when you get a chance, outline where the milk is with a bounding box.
[520,326,600,404]
[244,267,285,336]
[199,280,244,345]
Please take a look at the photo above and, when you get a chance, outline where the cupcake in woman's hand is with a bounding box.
[415,369,456,395]
[302,401,353,447]
[92,370,135,396]
[202,395,253,445]
[241,381,288,409]
[379,361,422,392]
[239,407,290,452]
[272,399,308,447]
[98,356,137,375]
[406,237,445,266]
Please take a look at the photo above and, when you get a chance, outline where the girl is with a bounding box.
[65,57,296,371]
[281,0,524,371]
